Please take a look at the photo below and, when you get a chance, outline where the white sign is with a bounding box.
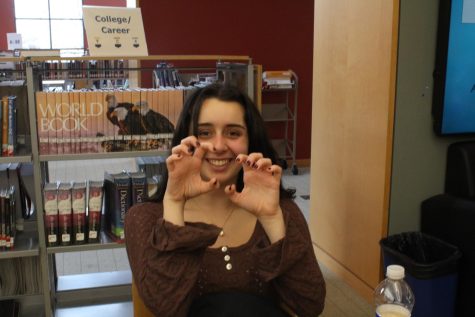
[83,6,148,56]
[7,33,22,50]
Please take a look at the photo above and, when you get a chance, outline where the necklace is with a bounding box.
[218,207,236,237]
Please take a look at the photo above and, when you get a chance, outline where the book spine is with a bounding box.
[131,89,142,151]
[35,91,49,155]
[69,91,78,154]
[46,92,58,154]
[79,91,87,153]
[43,183,58,246]
[151,89,160,149]
[60,92,72,155]
[6,96,16,156]
[0,190,5,248]
[57,182,72,245]
[72,182,86,244]
[85,91,94,153]
[131,174,146,205]
[5,188,12,248]
[87,181,103,243]
[55,92,64,155]
[113,90,125,151]
[96,90,105,153]
[103,92,114,152]
[8,186,15,247]
[107,175,130,241]
[140,89,151,150]
[2,96,8,156]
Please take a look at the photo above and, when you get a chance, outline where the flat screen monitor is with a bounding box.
[433,0,475,135]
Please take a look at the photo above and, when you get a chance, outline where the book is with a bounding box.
[70,90,80,154]
[1,96,8,156]
[265,84,294,89]
[129,171,146,205]
[71,181,86,244]
[87,180,103,243]
[104,172,130,241]
[57,182,72,246]
[46,92,57,154]
[0,189,6,247]
[5,187,15,248]
[262,70,293,80]
[14,48,61,57]
[55,92,63,155]
[43,182,58,246]
[60,91,71,154]
[35,91,49,155]
[6,96,16,156]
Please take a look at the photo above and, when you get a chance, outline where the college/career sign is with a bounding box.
[83,6,148,56]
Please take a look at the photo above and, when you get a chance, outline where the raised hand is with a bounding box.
[165,136,219,202]
[225,153,283,218]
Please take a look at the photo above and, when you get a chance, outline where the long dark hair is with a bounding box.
[156,83,294,201]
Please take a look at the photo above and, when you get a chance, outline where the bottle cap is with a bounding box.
[386,265,405,279]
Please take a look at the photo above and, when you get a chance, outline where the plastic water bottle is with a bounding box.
[374,265,415,317]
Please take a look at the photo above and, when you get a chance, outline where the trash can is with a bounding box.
[380,231,461,317]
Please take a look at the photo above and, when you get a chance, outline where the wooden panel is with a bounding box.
[310,0,399,293]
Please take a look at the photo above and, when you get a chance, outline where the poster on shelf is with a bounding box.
[83,6,148,57]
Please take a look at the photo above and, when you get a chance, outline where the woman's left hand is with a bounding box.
[225,153,282,218]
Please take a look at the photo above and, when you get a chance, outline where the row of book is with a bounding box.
[0,257,42,296]
[0,187,16,249]
[1,95,17,156]
[35,88,189,155]
[0,163,33,228]
[44,180,104,246]
[104,171,161,242]
[153,63,183,88]
[262,70,295,89]
[43,171,162,246]
[13,59,130,81]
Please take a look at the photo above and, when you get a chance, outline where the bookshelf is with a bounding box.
[0,55,255,317]
[261,70,299,175]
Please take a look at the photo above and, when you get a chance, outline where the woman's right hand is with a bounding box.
[164,136,219,202]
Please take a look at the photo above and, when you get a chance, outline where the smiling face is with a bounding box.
[197,97,249,185]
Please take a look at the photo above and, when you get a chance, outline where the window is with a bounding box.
[15,0,84,50]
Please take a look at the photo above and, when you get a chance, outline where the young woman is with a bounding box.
[125,83,326,317]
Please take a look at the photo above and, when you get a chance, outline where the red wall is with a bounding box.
[0,0,314,160]
[140,0,314,160]
[0,0,15,50]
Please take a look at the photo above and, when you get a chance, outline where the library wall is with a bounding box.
[0,1,15,50]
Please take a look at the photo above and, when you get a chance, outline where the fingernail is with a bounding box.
[246,160,251,166]
[188,146,194,153]
[177,154,181,158]
[213,179,217,185]
[252,164,258,169]
[235,157,240,162]
[228,185,232,190]
[196,141,200,146]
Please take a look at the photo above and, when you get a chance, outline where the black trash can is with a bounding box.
[380,232,461,317]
